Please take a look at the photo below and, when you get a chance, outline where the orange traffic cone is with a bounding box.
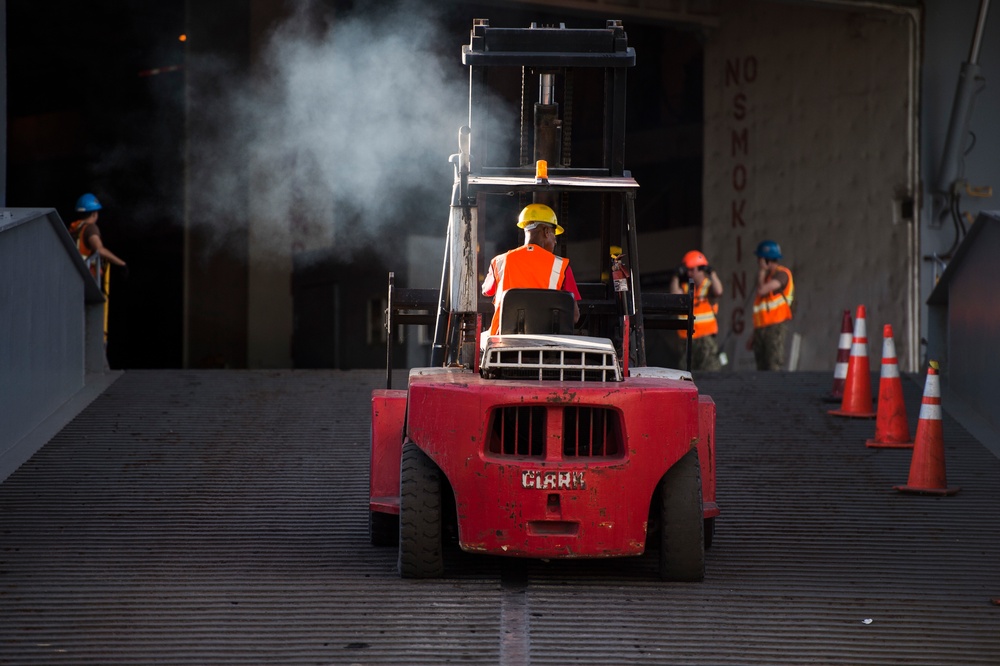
[866,324,913,448]
[823,309,853,402]
[828,305,876,418]
[894,361,959,496]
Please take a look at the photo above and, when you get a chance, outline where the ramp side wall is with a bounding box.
[0,211,85,453]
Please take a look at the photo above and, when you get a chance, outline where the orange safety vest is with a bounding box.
[69,219,94,258]
[753,264,794,328]
[677,278,719,339]
[485,244,568,335]
[68,219,101,279]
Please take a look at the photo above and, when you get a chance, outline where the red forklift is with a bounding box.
[369,19,718,580]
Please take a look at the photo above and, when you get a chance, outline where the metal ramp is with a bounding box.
[1,370,998,664]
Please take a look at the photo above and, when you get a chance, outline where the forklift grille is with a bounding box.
[563,407,623,458]
[482,348,621,382]
[485,406,624,459]
[487,406,546,457]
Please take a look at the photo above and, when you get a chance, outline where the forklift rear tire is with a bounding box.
[658,448,706,581]
[398,440,444,578]
[370,511,399,547]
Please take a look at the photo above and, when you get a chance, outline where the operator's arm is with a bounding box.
[87,231,126,267]
[482,259,498,297]
[562,265,582,323]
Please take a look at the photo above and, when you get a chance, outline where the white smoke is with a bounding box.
[188,0,500,261]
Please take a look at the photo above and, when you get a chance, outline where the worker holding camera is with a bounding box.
[669,250,724,371]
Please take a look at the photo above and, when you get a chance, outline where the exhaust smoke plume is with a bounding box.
[187,0,498,262]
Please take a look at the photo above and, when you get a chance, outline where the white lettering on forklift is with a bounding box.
[521,470,586,490]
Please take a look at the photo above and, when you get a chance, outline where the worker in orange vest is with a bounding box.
[68,193,127,281]
[481,203,581,336]
[67,192,128,346]
[749,239,794,370]
[670,250,724,371]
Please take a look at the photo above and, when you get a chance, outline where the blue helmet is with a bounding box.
[754,240,782,260]
[75,193,102,212]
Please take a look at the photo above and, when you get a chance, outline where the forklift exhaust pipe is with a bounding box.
[534,73,561,212]
[538,73,555,105]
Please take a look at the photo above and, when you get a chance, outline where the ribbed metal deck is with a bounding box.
[1,369,998,665]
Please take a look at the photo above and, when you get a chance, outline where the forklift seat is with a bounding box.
[498,288,575,335]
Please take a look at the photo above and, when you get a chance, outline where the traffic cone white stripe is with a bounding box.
[919,374,942,419]
[850,316,868,355]
[839,332,852,347]
[880,335,899,379]
[834,362,848,380]
[922,372,940,398]
[919,403,942,420]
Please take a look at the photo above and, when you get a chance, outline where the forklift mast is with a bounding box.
[383,19,694,386]
[429,20,657,369]
[464,19,634,177]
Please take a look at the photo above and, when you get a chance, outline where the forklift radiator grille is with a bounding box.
[487,406,546,457]
[485,406,623,459]
[482,348,621,382]
[563,407,623,458]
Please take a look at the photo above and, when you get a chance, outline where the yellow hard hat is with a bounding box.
[517,203,564,235]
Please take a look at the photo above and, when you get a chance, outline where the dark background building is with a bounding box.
[6,0,705,369]
[6,0,999,376]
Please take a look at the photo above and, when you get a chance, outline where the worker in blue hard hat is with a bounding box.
[69,193,128,346]
[748,239,794,370]
[68,193,127,279]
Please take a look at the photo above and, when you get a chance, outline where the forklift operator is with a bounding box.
[481,203,582,336]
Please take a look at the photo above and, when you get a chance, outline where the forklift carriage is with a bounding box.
[369,19,718,580]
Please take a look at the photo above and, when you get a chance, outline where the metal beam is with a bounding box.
[469,0,721,27]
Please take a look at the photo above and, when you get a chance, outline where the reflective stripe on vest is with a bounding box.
[489,245,568,335]
[753,265,794,328]
[677,278,719,339]
[69,220,94,259]
[68,220,101,279]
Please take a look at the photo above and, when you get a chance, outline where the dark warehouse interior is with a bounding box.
[6,0,703,369]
